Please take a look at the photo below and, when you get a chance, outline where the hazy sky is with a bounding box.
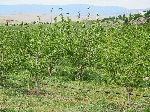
[0,0,150,9]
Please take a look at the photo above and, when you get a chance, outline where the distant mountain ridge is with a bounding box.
[0,4,148,17]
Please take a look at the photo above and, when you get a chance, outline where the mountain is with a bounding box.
[0,4,140,17]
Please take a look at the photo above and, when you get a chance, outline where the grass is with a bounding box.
[1,76,150,112]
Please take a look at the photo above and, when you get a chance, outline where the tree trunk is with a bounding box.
[126,86,133,108]
[35,77,40,95]
[27,81,30,91]
[127,92,131,107]
[76,65,84,80]
[48,65,53,76]
[35,54,40,95]
[1,53,3,61]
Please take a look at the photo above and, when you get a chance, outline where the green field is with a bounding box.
[0,13,150,111]
[1,77,150,112]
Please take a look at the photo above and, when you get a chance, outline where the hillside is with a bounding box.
[0,4,144,16]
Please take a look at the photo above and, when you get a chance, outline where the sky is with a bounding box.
[0,0,150,9]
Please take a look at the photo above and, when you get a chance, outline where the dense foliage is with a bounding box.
[1,17,150,91]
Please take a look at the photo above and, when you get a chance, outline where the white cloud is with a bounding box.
[0,0,150,9]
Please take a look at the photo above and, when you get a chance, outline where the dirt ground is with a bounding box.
[0,13,100,24]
